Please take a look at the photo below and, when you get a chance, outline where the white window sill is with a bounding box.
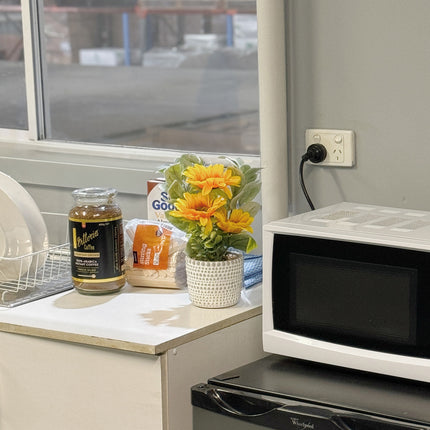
[0,139,259,195]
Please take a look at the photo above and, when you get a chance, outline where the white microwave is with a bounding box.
[263,202,430,383]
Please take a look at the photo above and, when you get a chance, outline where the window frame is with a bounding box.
[0,0,288,223]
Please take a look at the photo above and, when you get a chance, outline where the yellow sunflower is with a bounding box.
[169,192,226,235]
[184,163,241,199]
[215,208,254,234]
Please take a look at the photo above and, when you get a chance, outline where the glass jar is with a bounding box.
[68,187,125,295]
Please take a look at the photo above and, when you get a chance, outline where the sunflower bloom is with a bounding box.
[215,208,254,234]
[170,192,226,234]
[184,164,241,199]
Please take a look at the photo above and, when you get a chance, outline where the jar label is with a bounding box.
[69,217,124,282]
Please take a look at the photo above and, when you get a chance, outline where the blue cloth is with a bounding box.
[243,254,262,289]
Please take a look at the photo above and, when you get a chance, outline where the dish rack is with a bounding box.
[0,243,73,308]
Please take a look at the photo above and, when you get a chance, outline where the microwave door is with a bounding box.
[192,384,430,430]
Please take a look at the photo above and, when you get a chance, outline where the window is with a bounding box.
[37,0,259,154]
[0,0,288,247]
[0,0,27,131]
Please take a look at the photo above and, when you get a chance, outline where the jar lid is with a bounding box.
[72,187,117,204]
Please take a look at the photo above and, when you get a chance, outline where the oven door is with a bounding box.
[192,383,430,430]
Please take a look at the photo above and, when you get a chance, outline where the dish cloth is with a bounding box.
[243,254,262,289]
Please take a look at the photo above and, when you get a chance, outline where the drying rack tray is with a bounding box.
[0,243,73,308]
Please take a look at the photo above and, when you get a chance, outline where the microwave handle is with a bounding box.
[196,386,430,430]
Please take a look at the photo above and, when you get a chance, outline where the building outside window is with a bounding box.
[1,0,259,155]
[0,0,27,131]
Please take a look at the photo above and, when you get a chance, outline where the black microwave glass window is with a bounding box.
[289,253,416,344]
[271,234,430,357]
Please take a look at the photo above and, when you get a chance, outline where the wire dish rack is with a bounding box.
[0,243,73,308]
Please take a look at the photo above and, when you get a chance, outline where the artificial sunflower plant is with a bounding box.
[162,154,261,261]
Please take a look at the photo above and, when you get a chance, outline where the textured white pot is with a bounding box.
[185,252,244,308]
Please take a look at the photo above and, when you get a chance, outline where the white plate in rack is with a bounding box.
[0,172,49,281]
[0,188,33,281]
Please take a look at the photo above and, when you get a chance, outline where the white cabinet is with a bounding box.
[0,285,264,429]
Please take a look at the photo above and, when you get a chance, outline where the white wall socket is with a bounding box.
[305,129,355,167]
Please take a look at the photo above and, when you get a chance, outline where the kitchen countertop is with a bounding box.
[0,283,262,355]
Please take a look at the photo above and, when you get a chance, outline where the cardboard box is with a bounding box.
[147,179,175,222]
[183,34,226,50]
[79,48,141,66]
[143,48,186,68]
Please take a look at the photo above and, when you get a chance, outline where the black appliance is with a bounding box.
[192,355,430,429]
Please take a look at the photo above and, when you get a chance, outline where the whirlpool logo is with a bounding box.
[290,417,315,430]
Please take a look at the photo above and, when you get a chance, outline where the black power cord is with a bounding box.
[299,143,327,210]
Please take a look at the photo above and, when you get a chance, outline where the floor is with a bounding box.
[1,53,259,154]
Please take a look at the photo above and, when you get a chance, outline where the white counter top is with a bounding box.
[0,283,262,354]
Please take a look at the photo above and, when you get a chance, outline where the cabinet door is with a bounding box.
[164,315,266,430]
[0,332,163,430]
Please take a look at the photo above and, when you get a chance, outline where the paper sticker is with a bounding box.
[132,224,172,270]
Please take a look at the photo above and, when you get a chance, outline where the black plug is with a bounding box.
[299,143,327,211]
[302,143,327,164]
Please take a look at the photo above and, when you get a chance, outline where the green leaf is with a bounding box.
[186,234,228,261]
[165,213,192,233]
[230,181,261,209]
[186,240,200,259]
[218,155,243,168]
[225,166,245,197]
[245,236,258,253]
[209,187,230,202]
[178,153,204,168]
[228,233,257,253]
[164,163,182,183]
[239,181,261,202]
[164,164,185,199]
[239,201,261,217]
[241,165,261,184]
[162,154,206,199]
[227,165,244,180]
[166,180,183,201]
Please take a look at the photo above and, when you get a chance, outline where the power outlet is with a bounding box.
[305,129,355,167]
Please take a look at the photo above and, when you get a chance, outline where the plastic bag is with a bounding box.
[124,219,187,289]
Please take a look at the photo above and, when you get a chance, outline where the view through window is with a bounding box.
[41,0,259,154]
[0,0,27,130]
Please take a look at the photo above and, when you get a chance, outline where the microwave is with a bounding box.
[263,202,430,383]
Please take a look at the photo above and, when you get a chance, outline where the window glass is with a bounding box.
[0,1,28,130]
[42,0,259,154]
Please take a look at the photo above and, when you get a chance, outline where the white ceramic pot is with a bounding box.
[185,252,244,308]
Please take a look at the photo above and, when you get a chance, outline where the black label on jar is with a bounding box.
[69,217,124,282]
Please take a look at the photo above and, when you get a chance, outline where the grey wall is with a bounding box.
[287,0,430,214]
